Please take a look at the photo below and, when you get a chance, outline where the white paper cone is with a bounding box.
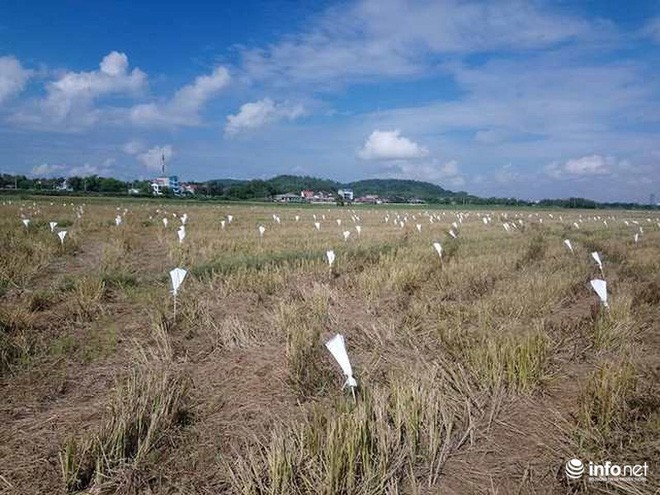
[258,225,266,237]
[591,251,603,272]
[170,267,187,296]
[220,220,226,229]
[162,218,168,227]
[115,215,122,226]
[314,222,321,230]
[22,219,30,228]
[49,221,58,232]
[325,334,357,389]
[590,279,608,307]
[564,239,574,254]
[326,250,335,267]
[57,231,67,244]
[227,215,233,224]
[177,226,186,243]
[433,241,442,259]
[342,230,350,241]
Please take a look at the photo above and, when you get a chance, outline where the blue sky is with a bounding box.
[1,0,659,202]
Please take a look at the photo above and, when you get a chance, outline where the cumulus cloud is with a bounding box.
[133,145,174,171]
[131,67,230,126]
[379,159,465,188]
[358,129,428,160]
[224,98,305,136]
[0,56,32,105]
[44,51,145,122]
[31,163,66,177]
[122,139,145,155]
[123,140,173,171]
[31,161,113,177]
[545,154,615,179]
[11,51,145,129]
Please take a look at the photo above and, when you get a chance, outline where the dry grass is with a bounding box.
[59,323,188,493]
[0,199,657,494]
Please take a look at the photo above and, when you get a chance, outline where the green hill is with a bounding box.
[202,175,459,201]
[267,175,341,193]
[349,179,455,200]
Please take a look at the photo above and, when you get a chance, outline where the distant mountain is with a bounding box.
[349,179,455,200]
[203,174,459,201]
[267,175,342,193]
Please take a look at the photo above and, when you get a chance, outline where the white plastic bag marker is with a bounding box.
[169,267,188,318]
[326,250,335,268]
[433,241,442,259]
[591,251,603,273]
[325,334,357,396]
[170,267,187,296]
[590,279,608,308]
[564,239,574,254]
[49,221,58,232]
[258,225,266,237]
[177,225,186,244]
[57,231,67,244]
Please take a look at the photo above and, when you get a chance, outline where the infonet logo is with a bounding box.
[565,459,649,482]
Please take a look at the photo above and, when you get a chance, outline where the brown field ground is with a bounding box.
[0,198,658,494]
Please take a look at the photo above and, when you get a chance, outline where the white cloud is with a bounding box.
[68,162,113,176]
[494,164,522,184]
[378,159,465,188]
[641,17,660,43]
[44,51,145,123]
[131,66,230,126]
[11,51,145,129]
[240,0,592,87]
[0,56,32,105]
[122,139,145,155]
[358,129,428,160]
[545,154,614,179]
[31,161,113,177]
[31,163,66,176]
[134,144,173,171]
[224,98,305,136]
